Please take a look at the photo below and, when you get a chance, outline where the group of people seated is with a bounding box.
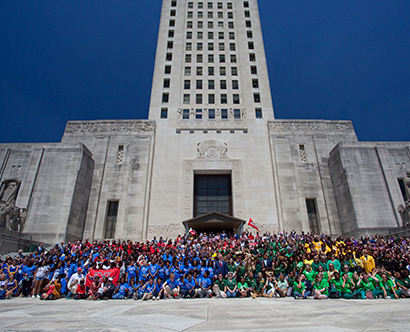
[1,230,410,301]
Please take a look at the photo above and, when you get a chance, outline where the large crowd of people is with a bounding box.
[1,230,410,301]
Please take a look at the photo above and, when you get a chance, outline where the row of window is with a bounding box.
[186,11,234,19]
[186,31,235,39]
[188,2,233,9]
[161,92,261,104]
[184,42,236,52]
[183,52,238,64]
[181,79,244,89]
[187,20,234,29]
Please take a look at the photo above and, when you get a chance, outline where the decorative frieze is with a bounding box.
[268,120,355,135]
[65,120,155,134]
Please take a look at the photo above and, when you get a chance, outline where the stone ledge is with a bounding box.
[64,120,155,134]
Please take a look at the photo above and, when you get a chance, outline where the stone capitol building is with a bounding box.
[1,0,410,252]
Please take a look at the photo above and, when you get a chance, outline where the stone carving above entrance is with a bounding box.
[0,179,26,232]
[196,140,228,159]
[64,120,155,134]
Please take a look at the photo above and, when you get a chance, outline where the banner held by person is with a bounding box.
[86,268,120,287]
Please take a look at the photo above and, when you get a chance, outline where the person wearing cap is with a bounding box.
[66,267,85,298]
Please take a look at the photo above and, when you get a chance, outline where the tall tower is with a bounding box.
[146,0,279,238]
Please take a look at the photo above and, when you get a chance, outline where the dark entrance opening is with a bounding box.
[194,174,232,217]
[182,212,245,236]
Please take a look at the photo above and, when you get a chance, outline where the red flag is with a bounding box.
[248,218,260,232]
[86,268,120,287]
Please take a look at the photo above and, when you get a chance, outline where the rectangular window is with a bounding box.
[229,32,235,39]
[161,108,168,118]
[168,30,174,38]
[208,2,213,9]
[299,144,307,162]
[230,43,236,51]
[196,79,203,89]
[219,31,224,39]
[248,41,254,49]
[167,41,173,49]
[170,9,176,16]
[227,2,232,9]
[221,109,228,119]
[188,2,193,8]
[218,11,223,18]
[186,42,192,51]
[198,2,203,8]
[255,107,262,118]
[198,11,203,18]
[187,31,192,39]
[116,145,124,164]
[208,54,214,62]
[208,80,215,89]
[196,108,202,119]
[165,65,171,74]
[233,95,240,104]
[218,21,224,29]
[254,93,260,102]
[197,67,203,75]
[104,201,119,239]
[197,54,203,63]
[246,20,252,28]
[171,0,177,6]
[208,108,215,119]
[208,42,214,50]
[220,80,227,89]
[251,65,257,74]
[184,80,190,89]
[234,108,241,118]
[208,11,213,18]
[249,53,256,61]
[218,2,222,9]
[399,179,408,201]
[197,42,203,50]
[232,80,238,89]
[219,54,225,63]
[244,1,249,8]
[208,21,213,28]
[221,94,227,103]
[244,10,250,17]
[185,54,191,62]
[187,11,193,18]
[219,43,225,51]
[208,94,215,104]
[166,53,172,61]
[169,19,175,26]
[247,31,253,38]
[228,12,233,18]
[228,21,234,29]
[198,21,203,28]
[183,94,190,104]
[230,54,237,63]
[163,78,170,88]
[183,109,190,119]
[220,67,226,75]
[162,93,169,103]
[306,199,320,235]
[197,31,203,39]
[196,94,202,104]
[208,31,214,39]
[208,66,214,75]
[185,66,191,75]
[252,79,259,88]
[231,67,237,75]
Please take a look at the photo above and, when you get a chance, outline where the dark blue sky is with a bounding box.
[1,0,409,143]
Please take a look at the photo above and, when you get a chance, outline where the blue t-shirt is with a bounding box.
[200,277,212,290]
[145,282,156,293]
[127,265,137,276]
[183,277,196,290]
[22,265,36,278]
[165,278,179,289]
[118,283,130,295]
[139,266,149,281]
[149,264,159,277]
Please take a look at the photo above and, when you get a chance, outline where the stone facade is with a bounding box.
[1,0,409,251]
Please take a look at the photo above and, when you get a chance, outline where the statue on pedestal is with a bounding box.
[398,171,410,226]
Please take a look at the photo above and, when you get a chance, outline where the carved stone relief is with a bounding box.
[65,120,155,134]
[196,140,228,159]
[268,120,354,134]
[0,179,26,232]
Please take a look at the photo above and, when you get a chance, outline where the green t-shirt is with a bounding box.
[303,270,316,282]
[224,278,237,292]
[360,279,375,291]
[313,279,329,295]
[238,282,248,290]
[330,278,343,292]
[214,279,225,290]
[227,264,236,273]
[237,265,246,278]
[293,281,305,294]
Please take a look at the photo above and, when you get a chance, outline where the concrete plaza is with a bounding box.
[1,297,410,332]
